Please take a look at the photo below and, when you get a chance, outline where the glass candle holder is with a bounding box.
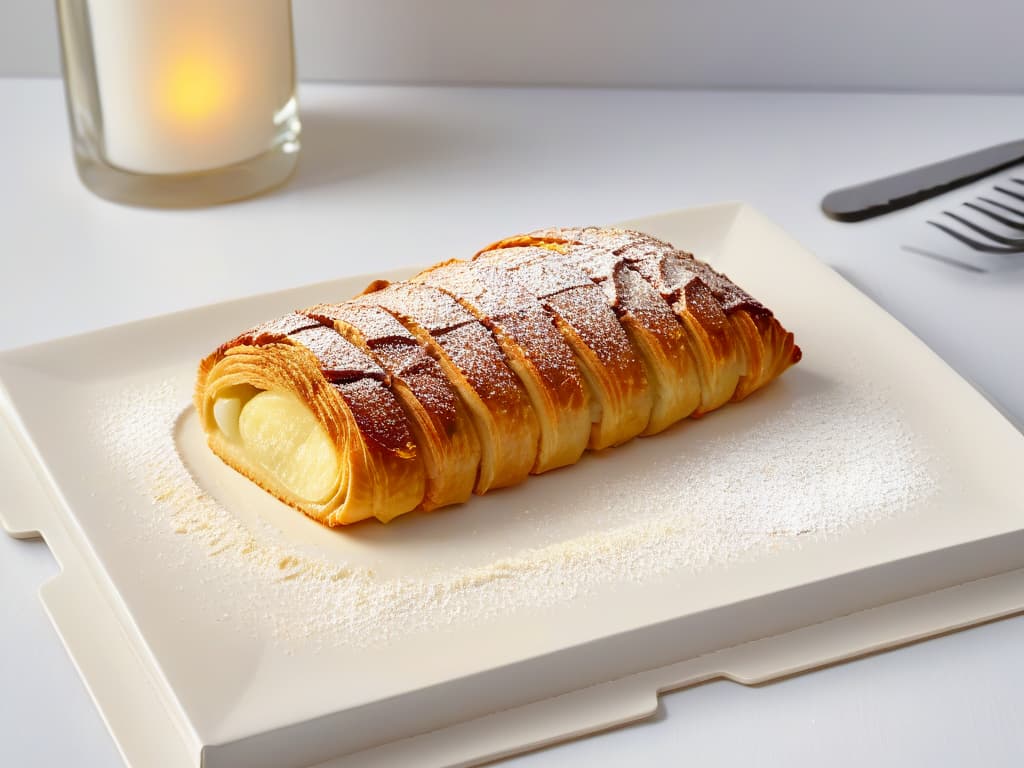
[57,0,300,207]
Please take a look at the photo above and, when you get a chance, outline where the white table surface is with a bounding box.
[1,78,1022,767]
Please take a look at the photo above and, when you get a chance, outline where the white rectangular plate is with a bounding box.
[2,203,1023,768]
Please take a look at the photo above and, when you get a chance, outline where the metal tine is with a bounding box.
[940,211,1024,247]
[1012,178,1024,186]
[963,201,1024,232]
[927,221,1024,254]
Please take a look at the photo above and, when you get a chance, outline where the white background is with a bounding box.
[1,1,1023,767]
[1,77,1023,767]
[3,0,1024,90]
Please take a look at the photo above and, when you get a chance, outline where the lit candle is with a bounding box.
[85,0,296,175]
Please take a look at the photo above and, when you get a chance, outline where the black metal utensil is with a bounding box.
[821,139,1024,222]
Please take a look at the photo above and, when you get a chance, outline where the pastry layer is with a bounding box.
[196,313,424,524]
[305,302,481,511]
[196,227,801,526]
[473,246,653,448]
[411,258,591,472]
[481,226,801,414]
[354,281,541,493]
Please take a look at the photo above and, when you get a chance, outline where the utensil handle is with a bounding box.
[821,139,1024,222]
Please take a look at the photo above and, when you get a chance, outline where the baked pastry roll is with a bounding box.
[196,227,801,526]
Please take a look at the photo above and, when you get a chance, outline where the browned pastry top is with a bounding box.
[307,302,464,435]
[360,281,474,335]
[219,311,413,454]
[307,302,412,346]
[498,227,770,318]
[358,282,534,417]
[289,325,388,383]
[218,312,322,354]
[333,377,417,455]
[476,246,643,368]
[415,258,588,414]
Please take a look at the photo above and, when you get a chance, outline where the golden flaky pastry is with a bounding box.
[195,227,801,526]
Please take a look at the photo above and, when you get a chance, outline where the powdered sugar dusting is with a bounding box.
[93,371,935,649]
[418,259,586,394]
[478,245,647,371]
[319,303,463,432]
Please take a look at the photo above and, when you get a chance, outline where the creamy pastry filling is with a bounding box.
[214,388,339,503]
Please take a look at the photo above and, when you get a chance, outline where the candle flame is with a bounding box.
[159,51,236,129]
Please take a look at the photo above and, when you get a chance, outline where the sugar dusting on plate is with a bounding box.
[94,368,935,649]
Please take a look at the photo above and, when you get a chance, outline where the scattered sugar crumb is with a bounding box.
[93,370,936,649]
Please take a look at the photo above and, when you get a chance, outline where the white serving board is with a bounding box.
[1,203,1022,768]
